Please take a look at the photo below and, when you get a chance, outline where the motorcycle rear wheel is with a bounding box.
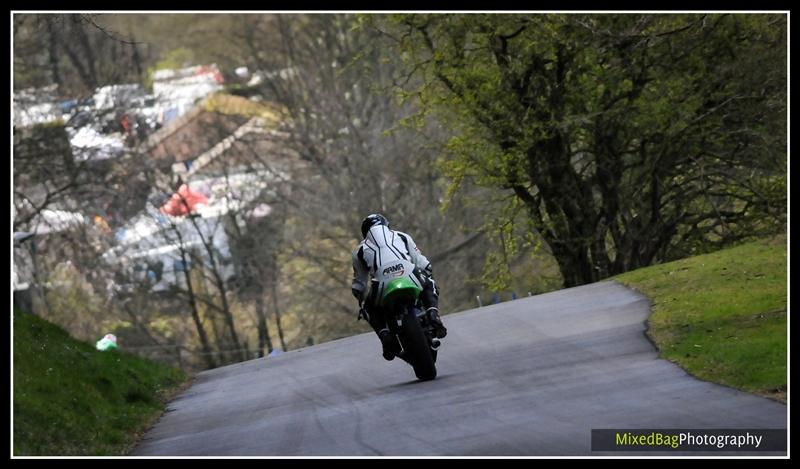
[400,310,437,381]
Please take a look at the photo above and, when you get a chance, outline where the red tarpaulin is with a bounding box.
[159,184,209,217]
[196,65,225,84]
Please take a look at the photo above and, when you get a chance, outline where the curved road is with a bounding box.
[133,281,787,456]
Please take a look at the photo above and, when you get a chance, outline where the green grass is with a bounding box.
[614,234,787,403]
[13,310,189,456]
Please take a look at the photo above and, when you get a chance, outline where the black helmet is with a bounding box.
[361,213,389,238]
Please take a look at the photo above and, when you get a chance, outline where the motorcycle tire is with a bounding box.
[399,310,437,381]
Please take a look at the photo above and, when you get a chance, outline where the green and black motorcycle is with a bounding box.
[368,259,440,381]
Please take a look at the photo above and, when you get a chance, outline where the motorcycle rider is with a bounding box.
[352,214,447,361]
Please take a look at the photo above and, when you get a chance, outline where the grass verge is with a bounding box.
[614,235,787,403]
[13,309,189,455]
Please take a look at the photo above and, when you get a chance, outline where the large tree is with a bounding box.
[372,13,787,287]
[232,14,492,339]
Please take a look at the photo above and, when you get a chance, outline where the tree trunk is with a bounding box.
[188,215,245,362]
[28,239,50,317]
[73,15,99,88]
[129,32,143,79]
[272,281,287,351]
[547,240,598,288]
[255,294,273,357]
[192,252,227,364]
[46,19,62,89]
[207,256,244,361]
[179,248,216,369]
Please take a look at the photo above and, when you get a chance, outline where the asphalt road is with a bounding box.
[133,281,787,456]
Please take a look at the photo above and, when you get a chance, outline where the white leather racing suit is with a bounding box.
[351,224,434,306]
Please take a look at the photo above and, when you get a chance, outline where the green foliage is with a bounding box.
[14,310,187,455]
[144,47,195,91]
[373,13,787,287]
[472,193,560,293]
[202,93,281,122]
[615,234,786,401]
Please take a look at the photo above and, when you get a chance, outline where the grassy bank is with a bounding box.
[614,235,787,403]
[13,310,189,455]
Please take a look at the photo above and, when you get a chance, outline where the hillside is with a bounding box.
[13,310,188,455]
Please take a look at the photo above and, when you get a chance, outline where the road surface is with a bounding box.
[133,281,787,456]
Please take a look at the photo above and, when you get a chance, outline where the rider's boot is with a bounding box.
[426,307,447,338]
[378,329,399,361]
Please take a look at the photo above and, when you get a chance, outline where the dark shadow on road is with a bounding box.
[375,372,462,392]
